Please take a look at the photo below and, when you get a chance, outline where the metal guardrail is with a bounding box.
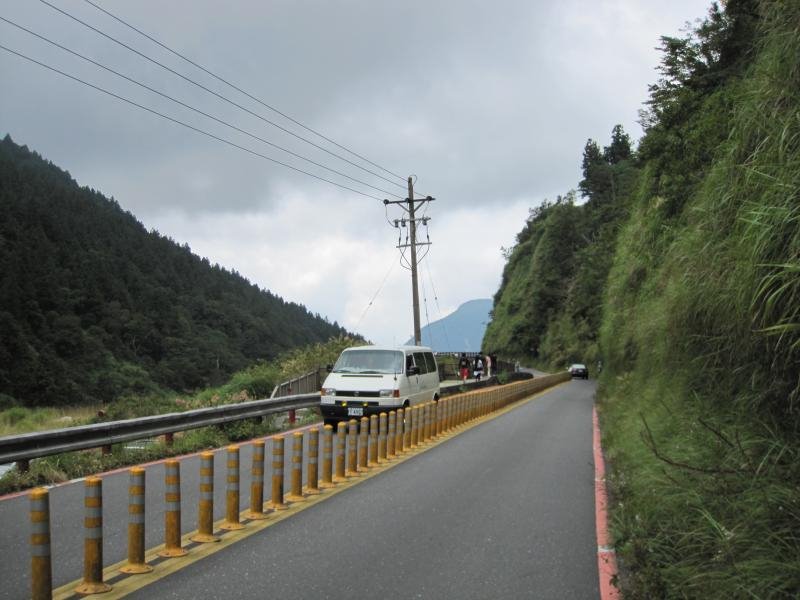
[0,392,321,465]
[0,371,539,466]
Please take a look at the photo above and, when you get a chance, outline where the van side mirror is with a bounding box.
[407,365,420,376]
[326,364,333,373]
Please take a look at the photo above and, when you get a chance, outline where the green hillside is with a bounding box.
[484,0,800,596]
[0,136,348,407]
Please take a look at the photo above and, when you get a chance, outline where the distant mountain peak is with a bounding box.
[406,298,492,352]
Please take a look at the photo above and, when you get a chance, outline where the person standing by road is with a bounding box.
[473,355,484,381]
[485,354,492,378]
[458,353,470,382]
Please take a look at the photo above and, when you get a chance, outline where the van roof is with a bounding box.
[344,345,434,353]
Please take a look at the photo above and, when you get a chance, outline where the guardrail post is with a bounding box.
[358,416,369,470]
[320,425,334,489]
[387,411,396,458]
[378,413,388,461]
[306,427,321,495]
[30,488,52,600]
[346,419,359,477]
[334,422,347,482]
[288,409,296,425]
[191,452,219,542]
[267,436,288,510]
[368,415,379,467]
[220,445,244,530]
[247,440,268,520]
[75,476,112,594]
[165,432,174,447]
[286,432,306,502]
[120,467,152,574]
[159,460,187,557]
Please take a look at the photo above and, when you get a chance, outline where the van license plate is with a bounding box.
[347,407,363,417]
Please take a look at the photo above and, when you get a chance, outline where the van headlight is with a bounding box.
[379,389,395,398]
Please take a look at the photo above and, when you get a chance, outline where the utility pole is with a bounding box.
[384,179,434,346]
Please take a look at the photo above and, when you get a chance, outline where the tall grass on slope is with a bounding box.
[600,2,800,597]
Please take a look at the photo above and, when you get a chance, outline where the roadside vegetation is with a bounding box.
[0,336,360,495]
[484,1,800,596]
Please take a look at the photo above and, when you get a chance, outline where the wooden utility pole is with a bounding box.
[407,177,421,345]
[383,181,434,346]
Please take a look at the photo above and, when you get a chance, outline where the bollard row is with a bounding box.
[27,375,569,598]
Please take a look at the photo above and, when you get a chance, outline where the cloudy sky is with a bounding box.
[1,0,711,346]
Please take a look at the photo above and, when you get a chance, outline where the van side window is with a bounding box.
[406,354,414,371]
[424,352,437,373]
[412,352,428,373]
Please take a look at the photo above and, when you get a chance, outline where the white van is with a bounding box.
[319,345,440,426]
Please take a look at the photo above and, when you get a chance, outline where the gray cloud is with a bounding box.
[1,0,712,343]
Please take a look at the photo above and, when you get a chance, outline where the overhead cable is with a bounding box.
[0,44,385,201]
[81,0,409,184]
[37,0,408,193]
[0,16,402,199]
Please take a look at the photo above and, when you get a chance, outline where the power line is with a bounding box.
[81,0,409,184]
[353,258,396,332]
[0,44,386,201]
[0,16,403,199]
[36,0,408,193]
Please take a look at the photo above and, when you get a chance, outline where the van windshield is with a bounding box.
[332,350,404,374]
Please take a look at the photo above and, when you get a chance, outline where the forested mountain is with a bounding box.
[0,136,348,407]
[484,0,800,596]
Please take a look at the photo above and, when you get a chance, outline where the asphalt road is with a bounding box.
[129,379,599,599]
[0,379,598,599]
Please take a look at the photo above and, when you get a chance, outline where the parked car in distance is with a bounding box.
[569,363,589,379]
[319,345,440,427]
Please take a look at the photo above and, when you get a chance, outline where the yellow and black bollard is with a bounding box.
[191,452,219,543]
[387,411,396,458]
[30,488,52,600]
[334,422,347,482]
[396,408,406,453]
[286,432,306,502]
[267,436,288,510]
[346,419,359,477]
[75,476,112,594]
[159,460,188,557]
[412,405,421,447]
[306,427,321,495]
[358,416,369,470]
[368,414,379,466]
[247,440,268,519]
[120,467,152,574]
[378,413,388,461]
[320,425,335,489]
[422,403,431,443]
[220,445,244,530]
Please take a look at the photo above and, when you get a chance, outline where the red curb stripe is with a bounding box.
[593,405,620,599]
